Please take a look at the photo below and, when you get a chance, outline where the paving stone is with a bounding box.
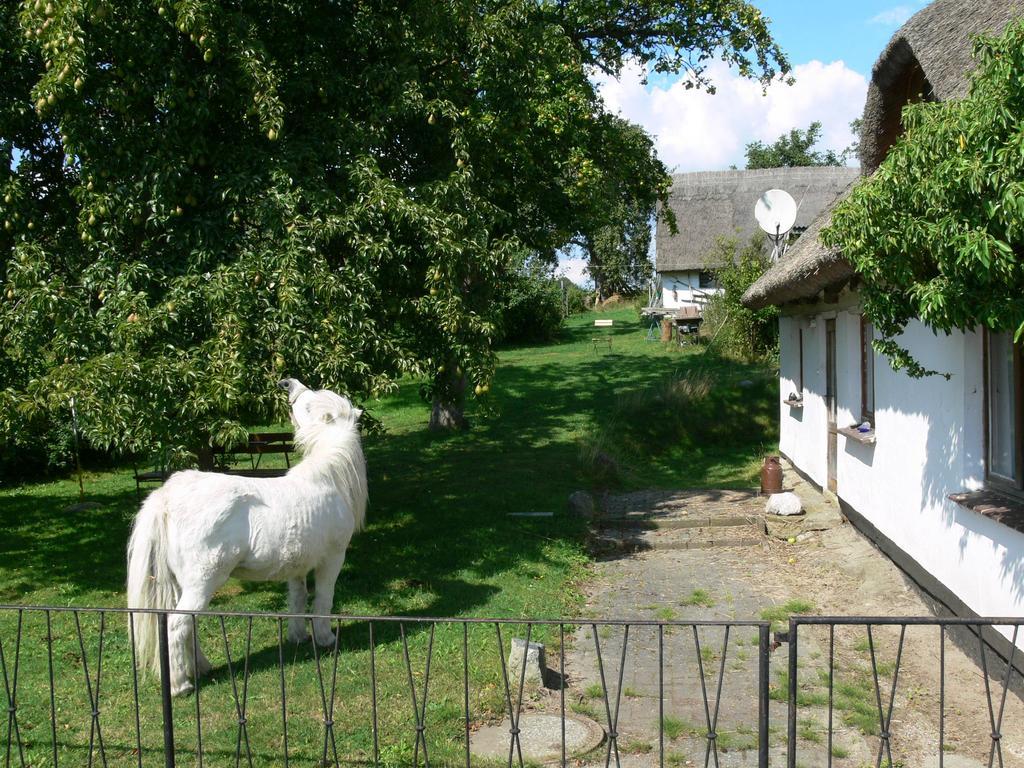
[592,525,764,553]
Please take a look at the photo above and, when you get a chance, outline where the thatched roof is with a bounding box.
[655,167,859,273]
[742,183,856,310]
[743,0,1023,310]
[861,0,1022,173]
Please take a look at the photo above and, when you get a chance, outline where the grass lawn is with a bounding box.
[0,307,777,766]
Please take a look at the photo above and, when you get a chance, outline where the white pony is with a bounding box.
[126,378,367,696]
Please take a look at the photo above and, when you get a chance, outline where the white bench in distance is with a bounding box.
[592,319,613,351]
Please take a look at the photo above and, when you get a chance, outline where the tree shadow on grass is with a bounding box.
[0,314,776,617]
[0,484,138,599]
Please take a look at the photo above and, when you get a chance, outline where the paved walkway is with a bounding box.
[553,466,1024,768]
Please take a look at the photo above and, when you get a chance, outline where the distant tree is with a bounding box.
[744,121,843,169]
[585,201,653,301]
[843,117,863,164]
[496,252,565,345]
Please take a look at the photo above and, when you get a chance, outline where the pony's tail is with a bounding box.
[126,489,178,675]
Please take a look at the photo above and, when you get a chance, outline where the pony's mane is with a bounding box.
[292,390,368,531]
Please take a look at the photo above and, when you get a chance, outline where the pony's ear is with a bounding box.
[353,407,363,421]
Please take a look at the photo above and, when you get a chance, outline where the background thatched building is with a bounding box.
[655,167,857,310]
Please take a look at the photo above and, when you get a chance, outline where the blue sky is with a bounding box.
[757,1,927,77]
[559,1,930,285]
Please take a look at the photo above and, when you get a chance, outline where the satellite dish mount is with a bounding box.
[754,189,798,262]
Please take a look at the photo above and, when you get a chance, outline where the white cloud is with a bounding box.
[595,60,868,173]
[868,5,914,26]
[555,255,592,288]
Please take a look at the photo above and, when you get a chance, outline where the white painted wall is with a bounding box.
[659,270,721,309]
[779,315,827,486]
[778,307,1024,638]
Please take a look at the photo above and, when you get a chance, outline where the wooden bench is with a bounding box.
[214,431,295,475]
[133,432,295,497]
[592,319,614,352]
[133,464,169,499]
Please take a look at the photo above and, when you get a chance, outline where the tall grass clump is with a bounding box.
[579,360,774,489]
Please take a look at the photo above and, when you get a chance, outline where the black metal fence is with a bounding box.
[784,616,1024,768]
[0,605,771,768]
[2,606,1022,768]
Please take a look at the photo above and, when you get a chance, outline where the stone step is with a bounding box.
[595,488,767,534]
[595,512,761,530]
[591,523,765,554]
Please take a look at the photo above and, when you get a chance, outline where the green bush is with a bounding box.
[0,419,74,484]
[562,278,590,316]
[497,255,565,344]
[702,236,778,360]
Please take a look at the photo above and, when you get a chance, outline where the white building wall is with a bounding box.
[659,271,722,309]
[779,308,1024,635]
[779,315,827,487]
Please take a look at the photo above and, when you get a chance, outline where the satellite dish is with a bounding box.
[754,189,797,239]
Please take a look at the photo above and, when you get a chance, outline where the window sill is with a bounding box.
[783,398,804,409]
[837,426,876,445]
[949,489,1024,536]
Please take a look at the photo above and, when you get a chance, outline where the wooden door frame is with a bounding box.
[826,318,838,493]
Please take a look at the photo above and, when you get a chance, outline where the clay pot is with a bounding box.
[760,456,783,495]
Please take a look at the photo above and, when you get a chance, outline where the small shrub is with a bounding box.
[571,700,600,719]
[584,682,605,700]
[702,235,778,361]
[661,715,698,740]
[760,599,816,629]
[798,717,821,744]
[562,278,590,316]
[623,739,653,754]
[497,253,565,344]
[681,589,716,608]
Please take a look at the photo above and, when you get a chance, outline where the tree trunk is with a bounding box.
[428,369,469,432]
[429,398,468,431]
[196,443,215,471]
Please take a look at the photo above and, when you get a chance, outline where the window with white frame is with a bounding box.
[987,331,1022,491]
[860,316,875,423]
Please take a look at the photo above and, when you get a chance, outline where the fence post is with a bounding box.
[758,624,770,768]
[158,612,176,768]
[786,619,798,768]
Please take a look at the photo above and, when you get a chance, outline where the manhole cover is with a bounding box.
[471,713,604,763]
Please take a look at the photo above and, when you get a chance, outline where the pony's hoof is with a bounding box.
[314,632,337,648]
[171,681,195,698]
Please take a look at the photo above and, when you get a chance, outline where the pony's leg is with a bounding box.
[168,586,214,697]
[311,553,345,647]
[287,577,310,643]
